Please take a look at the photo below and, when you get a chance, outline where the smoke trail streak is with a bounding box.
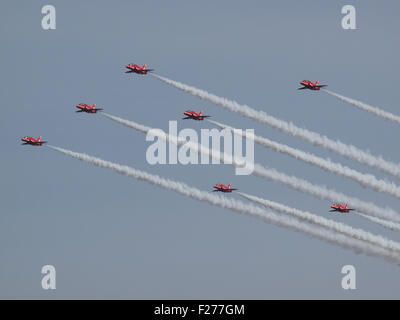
[324,89,400,126]
[208,119,400,200]
[101,112,400,223]
[151,74,400,179]
[353,212,400,232]
[237,192,400,252]
[47,145,400,264]
[252,164,400,223]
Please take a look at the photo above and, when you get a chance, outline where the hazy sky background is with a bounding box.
[1,1,399,299]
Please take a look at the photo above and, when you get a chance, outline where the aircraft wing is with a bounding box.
[316,85,327,88]
[297,87,307,90]
[23,141,47,145]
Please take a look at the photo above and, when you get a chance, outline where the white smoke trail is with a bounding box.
[252,165,400,223]
[151,74,400,179]
[237,192,400,252]
[353,212,400,232]
[324,89,400,126]
[101,112,400,223]
[47,145,400,264]
[208,119,400,200]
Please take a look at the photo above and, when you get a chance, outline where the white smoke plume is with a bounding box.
[324,89,400,126]
[353,212,400,232]
[252,165,400,223]
[208,119,400,200]
[151,74,400,179]
[46,145,400,264]
[101,112,400,223]
[237,192,400,252]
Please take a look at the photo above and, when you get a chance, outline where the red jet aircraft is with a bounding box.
[212,184,238,193]
[298,80,327,91]
[21,136,46,146]
[76,103,103,113]
[125,63,154,74]
[330,204,355,213]
[182,110,211,120]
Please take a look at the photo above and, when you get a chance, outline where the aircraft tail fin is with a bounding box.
[38,136,42,141]
[93,104,96,108]
[228,184,231,188]
[200,110,202,115]
[143,64,147,69]
[345,204,348,209]
[316,80,319,85]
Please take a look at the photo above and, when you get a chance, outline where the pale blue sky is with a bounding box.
[1,0,400,298]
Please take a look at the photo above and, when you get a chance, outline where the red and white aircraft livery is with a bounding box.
[213,184,238,193]
[298,80,327,91]
[21,136,47,146]
[76,103,103,113]
[330,204,355,213]
[125,63,154,74]
[182,110,211,121]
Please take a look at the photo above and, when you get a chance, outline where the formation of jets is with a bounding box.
[21,69,345,213]
[182,110,210,121]
[298,80,327,91]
